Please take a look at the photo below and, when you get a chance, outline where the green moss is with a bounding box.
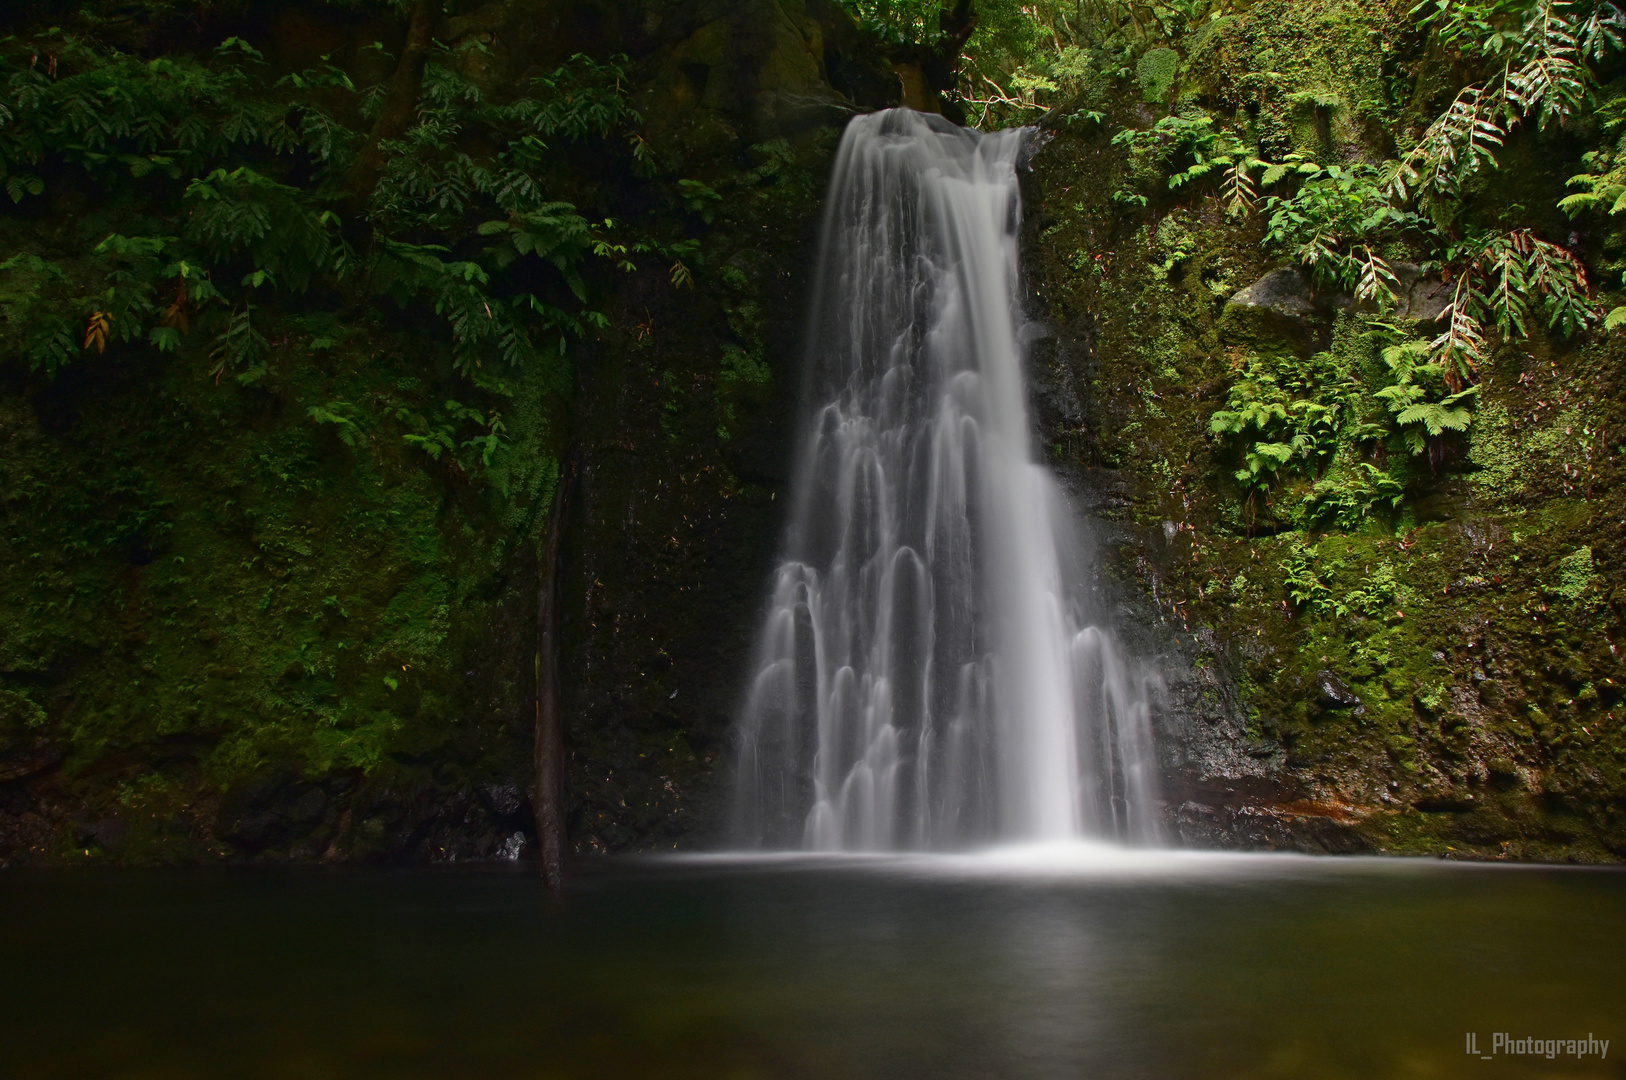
[1467,401,1527,499]
[1136,47,1180,102]
[0,299,559,860]
[1550,546,1597,603]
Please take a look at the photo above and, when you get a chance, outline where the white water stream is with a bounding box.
[734,109,1160,851]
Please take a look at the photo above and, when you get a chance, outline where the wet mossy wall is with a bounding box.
[557,130,839,852]
[1024,0,1626,861]
[0,0,878,865]
[0,278,555,863]
[6,0,1626,867]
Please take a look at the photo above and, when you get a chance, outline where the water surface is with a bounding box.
[3,850,1621,1079]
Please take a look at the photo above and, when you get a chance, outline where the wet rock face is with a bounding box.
[0,691,55,784]
[550,2,881,856]
[635,0,891,159]
[0,738,61,785]
[558,178,823,853]
[74,817,130,856]
[1163,777,1374,854]
[207,771,537,863]
[216,770,335,854]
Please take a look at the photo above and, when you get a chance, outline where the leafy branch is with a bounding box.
[1395,0,1625,202]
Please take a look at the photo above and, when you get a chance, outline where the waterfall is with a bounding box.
[733,109,1160,852]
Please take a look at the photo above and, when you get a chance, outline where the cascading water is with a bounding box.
[733,108,1161,852]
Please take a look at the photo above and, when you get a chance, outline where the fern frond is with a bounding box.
[1507,52,1587,127]
[1430,275,1490,388]
[1221,157,1262,215]
[1395,400,1474,435]
[1481,230,1535,338]
[1402,85,1506,197]
[1353,245,1402,306]
[1518,229,1597,334]
[1579,1,1626,59]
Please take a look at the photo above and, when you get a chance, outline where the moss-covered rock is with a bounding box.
[1025,0,1626,862]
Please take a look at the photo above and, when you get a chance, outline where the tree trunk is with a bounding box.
[534,450,576,890]
[342,0,443,204]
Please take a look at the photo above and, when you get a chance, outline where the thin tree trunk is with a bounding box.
[343,0,442,204]
[534,449,577,890]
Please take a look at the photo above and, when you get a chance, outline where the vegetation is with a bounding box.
[0,0,828,864]
[1020,0,1621,526]
[0,30,653,405]
[1028,0,1626,858]
[2,0,1624,863]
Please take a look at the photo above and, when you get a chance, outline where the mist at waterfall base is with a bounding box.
[734,109,1158,852]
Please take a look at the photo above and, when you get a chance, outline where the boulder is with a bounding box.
[1221,266,1345,351]
[1389,263,1452,323]
[1314,670,1363,712]
[1223,263,1450,344]
[1228,266,1328,321]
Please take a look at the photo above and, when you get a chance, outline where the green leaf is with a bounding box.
[5,174,44,202]
[214,36,266,62]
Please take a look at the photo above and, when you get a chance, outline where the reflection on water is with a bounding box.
[2,851,1621,1079]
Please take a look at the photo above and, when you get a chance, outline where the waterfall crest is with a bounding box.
[734,109,1160,851]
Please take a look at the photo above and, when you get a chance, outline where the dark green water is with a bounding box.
[2,850,1622,1079]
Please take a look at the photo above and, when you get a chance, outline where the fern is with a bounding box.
[1558,166,1626,217]
[397,399,505,469]
[1303,463,1406,529]
[1265,163,1425,296]
[1430,229,1596,382]
[1398,0,1622,200]
[1377,340,1481,453]
[1430,276,1494,384]
[402,427,457,460]
[307,402,366,447]
[478,203,595,296]
[1393,85,1506,200]
[210,304,268,383]
[1209,365,1344,493]
[1352,245,1403,307]
[183,168,339,292]
[0,24,640,410]
[1579,0,1626,55]
[1119,112,1275,217]
[503,54,641,141]
[1280,540,1333,611]
[0,252,77,374]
